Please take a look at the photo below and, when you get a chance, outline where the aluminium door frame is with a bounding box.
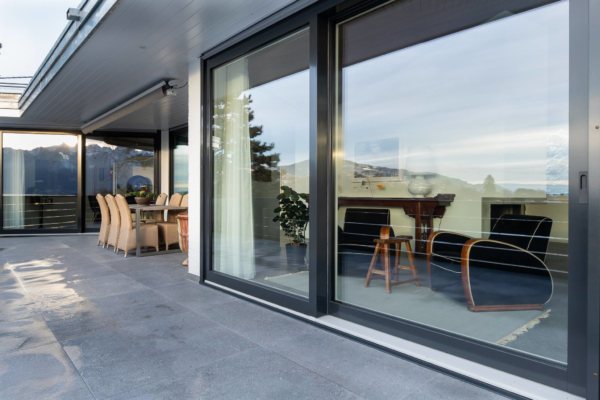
[198,0,597,396]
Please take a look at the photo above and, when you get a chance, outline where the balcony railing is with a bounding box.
[2,195,78,230]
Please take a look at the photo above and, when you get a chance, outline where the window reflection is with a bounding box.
[212,29,310,297]
[173,135,189,195]
[335,0,568,363]
[85,137,154,230]
[3,133,78,230]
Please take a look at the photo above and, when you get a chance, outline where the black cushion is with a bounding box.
[488,215,552,261]
[342,208,394,248]
[338,208,395,275]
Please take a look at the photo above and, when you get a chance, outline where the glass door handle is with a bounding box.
[579,171,588,204]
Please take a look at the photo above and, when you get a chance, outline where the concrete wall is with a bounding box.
[187,58,201,277]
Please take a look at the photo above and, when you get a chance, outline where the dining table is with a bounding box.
[129,204,189,257]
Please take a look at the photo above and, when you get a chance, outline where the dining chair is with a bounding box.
[157,192,184,250]
[105,194,121,252]
[96,194,110,248]
[148,193,168,222]
[115,194,159,257]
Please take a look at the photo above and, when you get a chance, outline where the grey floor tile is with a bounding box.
[153,281,240,311]
[17,262,118,288]
[28,273,148,309]
[120,266,190,289]
[0,287,38,318]
[42,288,190,341]
[265,328,442,400]
[0,312,57,355]
[408,374,508,400]
[107,346,365,400]
[0,269,20,292]
[194,297,317,346]
[0,342,94,400]
[63,312,259,399]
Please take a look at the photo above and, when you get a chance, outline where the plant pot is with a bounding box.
[135,197,152,205]
[286,243,307,270]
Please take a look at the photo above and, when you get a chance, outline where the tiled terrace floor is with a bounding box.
[0,235,508,400]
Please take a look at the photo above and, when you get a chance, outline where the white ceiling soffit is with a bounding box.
[0,0,308,132]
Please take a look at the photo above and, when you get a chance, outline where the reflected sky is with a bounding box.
[3,133,77,151]
[339,1,568,188]
[243,70,310,167]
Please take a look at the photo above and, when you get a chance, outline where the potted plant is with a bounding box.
[273,186,309,270]
[128,190,158,205]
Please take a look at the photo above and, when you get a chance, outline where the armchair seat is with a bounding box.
[428,215,554,312]
[337,208,396,276]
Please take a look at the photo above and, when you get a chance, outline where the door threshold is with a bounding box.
[205,280,583,400]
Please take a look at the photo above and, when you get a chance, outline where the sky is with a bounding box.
[243,1,568,190]
[0,0,77,90]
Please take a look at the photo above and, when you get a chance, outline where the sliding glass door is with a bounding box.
[200,0,591,393]
[332,0,570,381]
[2,132,78,231]
[84,135,155,230]
[207,28,311,302]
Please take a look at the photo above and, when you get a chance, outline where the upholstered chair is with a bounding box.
[337,208,396,276]
[151,193,168,222]
[115,194,159,257]
[427,215,554,312]
[180,193,188,208]
[96,194,110,247]
[105,194,120,252]
[157,193,184,250]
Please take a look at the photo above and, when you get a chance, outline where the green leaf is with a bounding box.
[272,216,280,222]
[273,207,281,213]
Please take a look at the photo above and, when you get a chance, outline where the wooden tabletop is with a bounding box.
[129,205,188,211]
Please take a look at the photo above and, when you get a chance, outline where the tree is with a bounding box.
[247,95,280,182]
[483,174,496,196]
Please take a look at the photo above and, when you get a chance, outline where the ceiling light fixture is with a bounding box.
[81,80,178,134]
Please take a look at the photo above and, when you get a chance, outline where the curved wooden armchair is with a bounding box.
[105,194,120,252]
[96,194,110,247]
[115,194,159,257]
[427,215,553,312]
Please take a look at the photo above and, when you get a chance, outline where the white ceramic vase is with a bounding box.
[408,175,432,197]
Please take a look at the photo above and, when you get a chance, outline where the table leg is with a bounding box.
[136,209,141,257]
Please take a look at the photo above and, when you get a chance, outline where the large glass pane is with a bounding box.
[2,133,78,230]
[212,29,310,297]
[85,137,154,230]
[173,135,189,195]
[334,0,568,363]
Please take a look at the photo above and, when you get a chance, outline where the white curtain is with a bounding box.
[213,58,256,279]
[4,149,25,229]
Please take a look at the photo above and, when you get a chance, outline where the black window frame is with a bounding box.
[199,0,590,395]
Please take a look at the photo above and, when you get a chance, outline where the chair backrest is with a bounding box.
[96,194,110,224]
[105,194,120,227]
[180,194,188,208]
[115,194,133,230]
[342,208,392,246]
[489,214,553,259]
[169,193,183,207]
[155,193,167,206]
